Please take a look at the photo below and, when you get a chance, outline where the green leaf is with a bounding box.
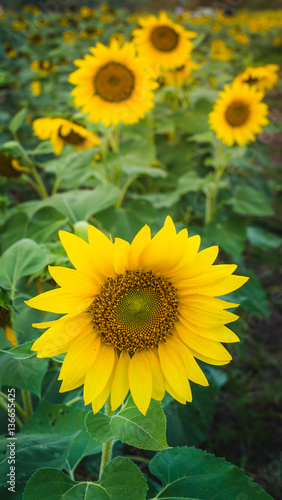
[85,411,114,443]
[150,447,274,499]
[9,108,27,134]
[26,207,67,242]
[0,238,50,291]
[86,396,168,451]
[0,434,74,500]
[0,352,48,396]
[28,141,54,155]
[21,400,102,469]
[173,110,210,134]
[247,226,282,249]
[0,340,36,359]
[0,212,28,252]
[204,216,247,259]
[24,457,148,499]
[230,185,274,216]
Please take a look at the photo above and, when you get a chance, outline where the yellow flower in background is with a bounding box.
[11,20,26,31]
[211,40,233,61]
[30,80,42,96]
[209,82,269,146]
[62,30,77,44]
[0,153,29,178]
[109,33,125,45]
[80,6,95,18]
[0,307,17,347]
[4,42,17,58]
[234,65,280,92]
[28,33,44,46]
[26,217,248,415]
[69,40,157,126]
[80,27,104,39]
[273,36,282,46]
[162,58,200,87]
[234,32,249,44]
[33,117,101,155]
[30,60,57,76]
[132,11,195,70]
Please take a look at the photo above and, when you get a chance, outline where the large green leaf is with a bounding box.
[86,396,168,451]
[9,108,27,134]
[0,238,50,291]
[0,352,48,396]
[0,341,36,359]
[21,401,102,470]
[0,434,74,500]
[26,207,67,242]
[23,457,148,500]
[149,447,273,499]
[0,212,28,252]
[247,226,282,249]
[230,185,274,216]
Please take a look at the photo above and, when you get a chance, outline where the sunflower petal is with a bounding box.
[129,351,152,415]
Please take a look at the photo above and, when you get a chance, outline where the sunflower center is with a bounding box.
[90,270,178,353]
[150,26,179,52]
[245,76,259,85]
[94,62,135,102]
[225,100,250,127]
[58,127,85,145]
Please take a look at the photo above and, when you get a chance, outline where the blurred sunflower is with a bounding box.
[4,42,17,58]
[0,307,17,347]
[28,33,44,46]
[30,60,57,76]
[109,33,125,45]
[234,65,280,92]
[26,217,248,415]
[0,153,29,178]
[80,6,95,18]
[33,117,101,155]
[162,58,200,87]
[69,40,157,126]
[211,40,233,61]
[62,30,77,44]
[234,32,249,44]
[80,27,103,39]
[132,11,195,70]
[30,80,42,96]
[209,82,269,146]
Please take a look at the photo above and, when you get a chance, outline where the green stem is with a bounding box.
[0,397,23,429]
[99,398,114,479]
[115,177,135,209]
[0,391,27,422]
[65,395,82,406]
[14,142,48,199]
[111,124,120,154]
[205,140,226,224]
[21,390,33,419]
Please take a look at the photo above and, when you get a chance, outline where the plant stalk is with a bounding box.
[99,398,114,479]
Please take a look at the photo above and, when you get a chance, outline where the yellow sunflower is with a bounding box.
[30,60,57,76]
[69,40,157,126]
[30,80,42,96]
[211,40,233,61]
[0,153,29,178]
[26,217,248,416]
[209,82,269,146]
[0,307,17,347]
[33,118,101,155]
[132,11,195,70]
[162,58,200,87]
[234,65,280,92]
[80,27,104,39]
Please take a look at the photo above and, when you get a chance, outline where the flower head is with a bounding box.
[26,217,248,415]
[209,82,269,146]
[132,11,195,71]
[234,65,280,92]
[69,40,156,126]
[32,117,101,155]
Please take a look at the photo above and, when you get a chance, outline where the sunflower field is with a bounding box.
[0,2,281,499]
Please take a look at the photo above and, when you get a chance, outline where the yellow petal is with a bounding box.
[111,350,130,411]
[114,238,130,274]
[59,230,96,276]
[189,348,231,366]
[177,246,219,280]
[175,321,232,361]
[48,266,100,297]
[88,225,116,278]
[129,351,152,415]
[180,304,239,329]
[4,326,17,347]
[84,344,116,405]
[25,288,93,314]
[158,341,192,402]
[59,330,100,391]
[199,275,249,296]
[92,366,116,414]
[167,336,208,386]
[127,225,151,270]
[143,349,165,401]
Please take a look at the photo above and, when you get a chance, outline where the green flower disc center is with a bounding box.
[150,25,179,52]
[225,100,250,127]
[90,270,178,353]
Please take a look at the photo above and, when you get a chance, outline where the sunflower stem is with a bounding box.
[21,390,33,419]
[99,398,114,479]
[0,391,27,422]
[13,141,48,199]
[0,396,23,429]
[205,140,226,224]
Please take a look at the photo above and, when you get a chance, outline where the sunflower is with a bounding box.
[132,11,195,70]
[161,58,200,87]
[28,33,44,46]
[80,27,104,39]
[26,217,248,415]
[32,117,101,155]
[234,65,280,92]
[69,40,157,126]
[209,82,269,146]
[0,153,29,178]
[0,307,17,347]
[30,80,42,96]
[30,60,57,76]
[211,40,233,61]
